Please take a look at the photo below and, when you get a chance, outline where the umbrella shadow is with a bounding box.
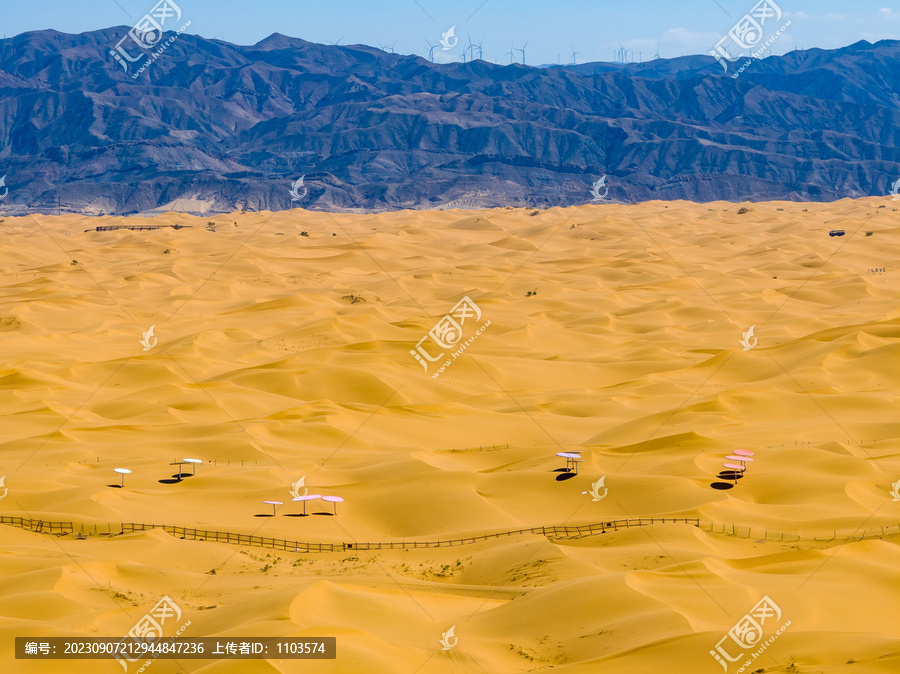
[711,469,744,490]
[555,472,577,481]
[106,484,123,489]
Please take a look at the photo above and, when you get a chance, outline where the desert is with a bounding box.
[1,199,898,672]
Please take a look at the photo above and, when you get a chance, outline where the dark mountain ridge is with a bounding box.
[1,28,899,214]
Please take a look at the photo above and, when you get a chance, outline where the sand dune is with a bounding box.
[1,200,899,672]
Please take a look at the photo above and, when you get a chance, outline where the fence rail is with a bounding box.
[91,225,161,232]
[0,517,74,535]
[115,518,702,552]
[2,517,698,551]
[86,225,193,232]
[3,516,898,553]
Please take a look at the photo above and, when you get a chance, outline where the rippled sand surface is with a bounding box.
[1,200,899,672]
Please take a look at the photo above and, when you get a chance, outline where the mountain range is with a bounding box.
[1,28,900,214]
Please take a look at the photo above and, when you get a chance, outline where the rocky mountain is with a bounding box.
[1,28,899,214]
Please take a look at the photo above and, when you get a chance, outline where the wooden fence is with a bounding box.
[118,517,700,552]
[86,225,192,232]
[3,516,897,552]
[1,516,698,551]
[696,521,900,542]
[92,225,164,232]
[0,516,73,535]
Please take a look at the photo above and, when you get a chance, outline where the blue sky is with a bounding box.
[4,0,899,64]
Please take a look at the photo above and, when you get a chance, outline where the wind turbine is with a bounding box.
[476,37,484,61]
[615,45,633,64]
[615,43,630,64]
[515,39,529,65]
[505,42,514,64]
[388,39,397,54]
[570,44,579,65]
[424,38,437,62]
[330,37,344,46]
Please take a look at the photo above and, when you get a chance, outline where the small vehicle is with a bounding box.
[829,230,845,237]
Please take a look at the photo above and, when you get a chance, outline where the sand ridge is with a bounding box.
[0,200,899,672]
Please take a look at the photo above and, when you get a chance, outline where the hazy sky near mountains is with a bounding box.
[4,0,899,64]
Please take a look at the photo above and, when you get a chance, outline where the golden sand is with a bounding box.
[0,200,898,672]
